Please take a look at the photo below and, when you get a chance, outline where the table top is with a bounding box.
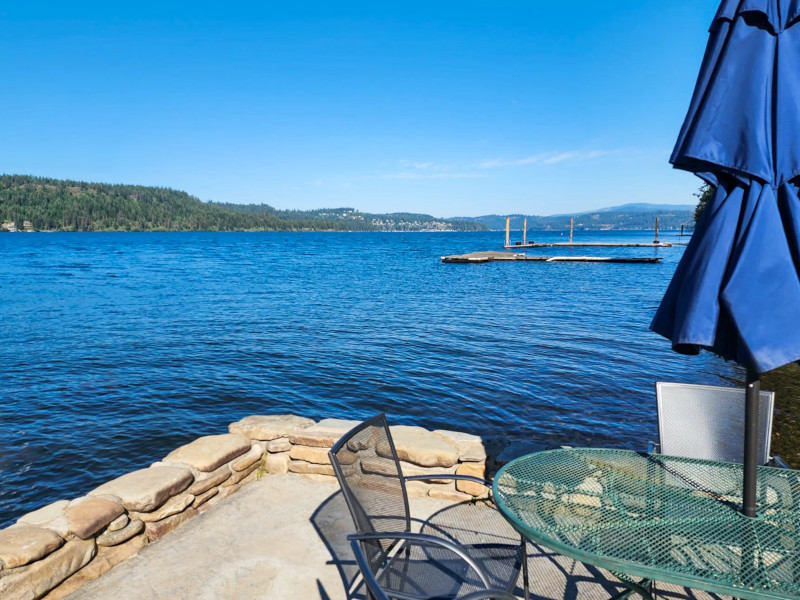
[493,448,800,600]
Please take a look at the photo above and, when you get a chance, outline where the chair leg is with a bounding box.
[521,538,530,600]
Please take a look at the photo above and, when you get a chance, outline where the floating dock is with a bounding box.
[504,241,673,249]
[442,251,662,264]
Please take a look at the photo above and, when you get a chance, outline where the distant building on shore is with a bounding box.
[1,221,35,232]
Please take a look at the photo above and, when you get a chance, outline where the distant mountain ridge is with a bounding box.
[566,202,695,215]
[0,175,487,232]
[455,203,695,231]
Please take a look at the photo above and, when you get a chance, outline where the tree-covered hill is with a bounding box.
[0,175,486,232]
[211,203,487,232]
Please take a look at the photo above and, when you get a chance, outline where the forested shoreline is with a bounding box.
[0,174,696,234]
[0,175,486,232]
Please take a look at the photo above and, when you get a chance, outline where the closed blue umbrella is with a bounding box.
[651,1,800,516]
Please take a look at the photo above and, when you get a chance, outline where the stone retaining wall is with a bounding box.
[0,414,543,600]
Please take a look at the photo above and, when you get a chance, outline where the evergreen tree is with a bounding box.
[694,183,715,225]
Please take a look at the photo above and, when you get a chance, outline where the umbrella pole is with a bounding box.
[743,367,760,517]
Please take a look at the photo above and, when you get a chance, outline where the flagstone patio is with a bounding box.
[61,474,729,600]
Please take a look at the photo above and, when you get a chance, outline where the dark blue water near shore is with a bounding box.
[0,231,737,527]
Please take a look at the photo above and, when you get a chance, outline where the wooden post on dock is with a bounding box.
[505,217,510,247]
[569,218,574,243]
[523,218,527,245]
[654,217,660,244]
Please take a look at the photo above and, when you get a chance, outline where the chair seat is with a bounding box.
[379,501,524,600]
[378,539,523,600]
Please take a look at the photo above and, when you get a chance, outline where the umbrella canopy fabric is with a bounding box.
[651,0,800,375]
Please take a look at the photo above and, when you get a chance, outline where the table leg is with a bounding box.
[610,571,655,600]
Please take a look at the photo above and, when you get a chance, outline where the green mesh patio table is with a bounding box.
[493,448,800,600]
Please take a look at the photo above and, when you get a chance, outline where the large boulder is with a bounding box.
[96,518,145,547]
[0,539,95,600]
[223,463,259,486]
[265,452,290,475]
[0,526,63,569]
[186,464,232,495]
[16,501,70,538]
[90,466,193,513]
[231,444,264,472]
[129,492,195,523]
[385,426,459,468]
[267,438,291,452]
[229,415,315,441]
[455,463,489,497]
[43,535,147,600]
[433,429,487,463]
[288,445,331,465]
[192,488,219,509]
[288,419,361,448]
[16,501,69,529]
[64,497,125,540]
[288,460,335,477]
[162,434,251,472]
[106,514,129,533]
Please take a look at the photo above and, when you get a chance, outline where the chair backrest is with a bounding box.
[329,414,411,572]
[655,382,775,465]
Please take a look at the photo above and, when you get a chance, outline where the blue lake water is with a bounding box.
[0,230,738,527]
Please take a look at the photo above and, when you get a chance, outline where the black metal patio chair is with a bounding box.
[329,414,529,600]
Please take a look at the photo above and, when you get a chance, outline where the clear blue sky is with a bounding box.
[0,1,719,217]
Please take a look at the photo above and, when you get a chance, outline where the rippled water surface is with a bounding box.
[0,231,738,526]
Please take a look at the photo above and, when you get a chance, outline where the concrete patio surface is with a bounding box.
[64,474,729,600]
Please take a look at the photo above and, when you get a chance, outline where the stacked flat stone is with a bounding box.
[0,430,267,600]
[229,416,493,502]
[0,414,535,600]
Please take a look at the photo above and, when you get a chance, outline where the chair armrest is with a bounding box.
[348,541,393,600]
[404,474,493,488]
[348,531,493,589]
[769,455,791,469]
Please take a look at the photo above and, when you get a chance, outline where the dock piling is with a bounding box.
[502,214,673,249]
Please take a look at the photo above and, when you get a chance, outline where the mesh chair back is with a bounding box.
[655,382,775,465]
[329,414,411,572]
